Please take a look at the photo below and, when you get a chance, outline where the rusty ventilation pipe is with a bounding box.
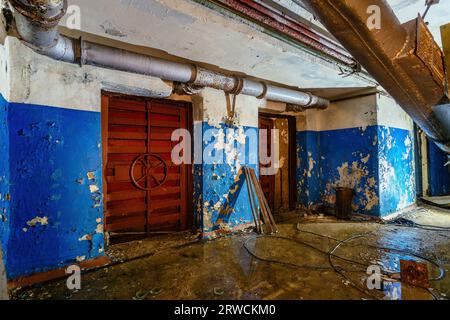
[7,0,329,110]
[302,0,450,154]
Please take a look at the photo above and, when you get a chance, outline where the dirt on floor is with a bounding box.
[10,205,450,300]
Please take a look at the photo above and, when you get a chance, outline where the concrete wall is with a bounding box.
[377,95,416,215]
[0,37,177,278]
[194,88,261,238]
[296,95,380,214]
[0,94,8,268]
[296,94,416,217]
[1,38,114,278]
[0,36,276,276]
[0,0,427,280]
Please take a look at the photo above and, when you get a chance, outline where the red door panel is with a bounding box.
[103,96,191,235]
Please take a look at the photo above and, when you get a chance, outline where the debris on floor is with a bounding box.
[10,206,450,301]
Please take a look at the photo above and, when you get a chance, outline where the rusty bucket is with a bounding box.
[335,187,355,220]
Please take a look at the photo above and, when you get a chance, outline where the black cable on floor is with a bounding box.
[296,223,446,281]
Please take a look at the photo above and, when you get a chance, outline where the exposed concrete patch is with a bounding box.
[100,20,127,38]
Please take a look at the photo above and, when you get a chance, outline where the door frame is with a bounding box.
[101,91,195,236]
[259,112,297,211]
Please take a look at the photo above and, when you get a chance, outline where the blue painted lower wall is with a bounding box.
[1,97,104,279]
[428,141,450,196]
[378,126,415,215]
[0,95,9,264]
[297,125,415,217]
[197,123,259,237]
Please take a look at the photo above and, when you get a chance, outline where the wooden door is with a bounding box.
[259,117,275,212]
[102,95,191,235]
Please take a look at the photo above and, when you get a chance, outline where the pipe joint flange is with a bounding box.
[256,82,268,100]
[304,92,315,107]
[9,0,67,27]
[226,76,244,95]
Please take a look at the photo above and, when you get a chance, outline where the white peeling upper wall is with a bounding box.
[196,87,262,128]
[0,40,8,100]
[297,94,414,133]
[297,95,378,132]
[61,0,369,89]
[0,0,9,100]
[377,94,414,132]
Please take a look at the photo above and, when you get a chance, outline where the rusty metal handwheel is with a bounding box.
[130,153,168,191]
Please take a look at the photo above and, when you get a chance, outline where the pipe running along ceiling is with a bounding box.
[6,0,330,110]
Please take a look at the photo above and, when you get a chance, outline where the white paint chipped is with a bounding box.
[89,185,99,193]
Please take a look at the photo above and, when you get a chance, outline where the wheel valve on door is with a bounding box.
[130,153,168,191]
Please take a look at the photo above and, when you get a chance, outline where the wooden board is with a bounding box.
[259,116,276,212]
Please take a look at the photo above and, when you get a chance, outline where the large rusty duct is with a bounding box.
[302,0,450,154]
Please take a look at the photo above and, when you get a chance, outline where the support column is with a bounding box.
[192,88,260,238]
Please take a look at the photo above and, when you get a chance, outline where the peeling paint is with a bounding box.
[26,216,48,227]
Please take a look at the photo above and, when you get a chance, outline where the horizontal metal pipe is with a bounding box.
[8,0,329,110]
[81,41,195,83]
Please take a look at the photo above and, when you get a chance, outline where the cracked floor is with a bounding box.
[11,205,450,300]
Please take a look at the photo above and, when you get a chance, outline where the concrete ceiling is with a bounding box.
[64,0,372,91]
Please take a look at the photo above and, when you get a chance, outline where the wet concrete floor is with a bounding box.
[11,205,450,300]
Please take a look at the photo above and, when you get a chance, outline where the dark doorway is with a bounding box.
[259,113,297,213]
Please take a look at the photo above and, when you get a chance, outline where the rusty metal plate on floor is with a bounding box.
[400,260,430,288]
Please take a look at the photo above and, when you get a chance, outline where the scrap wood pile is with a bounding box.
[243,167,278,235]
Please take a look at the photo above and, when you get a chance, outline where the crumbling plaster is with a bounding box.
[194,88,260,238]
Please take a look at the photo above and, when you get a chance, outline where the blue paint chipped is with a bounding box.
[296,125,415,217]
[0,94,10,265]
[196,122,258,238]
[378,126,415,215]
[2,98,104,279]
